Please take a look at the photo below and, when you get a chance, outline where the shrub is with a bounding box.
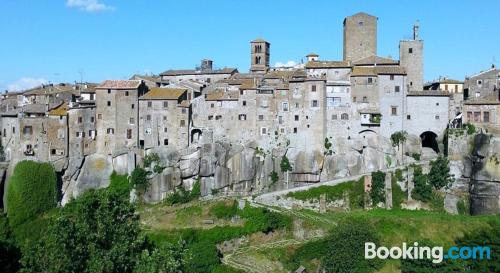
[131,167,150,192]
[6,160,57,227]
[411,166,432,202]
[428,156,454,190]
[270,171,278,184]
[190,178,201,199]
[108,171,131,198]
[411,153,421,161]
[391,174,406,209]
[465,123,476,135]
[288,219,382,272]
[210,201,238,219]
[280,155,292,173]
[456,198,469,215]
[394,169,404,182]
[371,171,386,205]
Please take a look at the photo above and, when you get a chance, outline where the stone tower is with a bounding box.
[250,38,270,73]
[399,21,424,91]
[343,12,377,61]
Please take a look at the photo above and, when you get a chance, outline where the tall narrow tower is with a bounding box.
[343,12,377,61]
[250,38,270,73]
[399,21,424,91]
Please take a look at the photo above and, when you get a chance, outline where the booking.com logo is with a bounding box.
[365,242,491,264]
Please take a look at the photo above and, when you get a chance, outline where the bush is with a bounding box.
[371,171,386,205]
[6,160,57,227]
[286,177,365,209]
[412,166,432,202]
[0,213,20,273]
[270,171,278,184]
[411,153,421,161]
[392,174,406,209]
[210,201,238,219]
[456,198,469,215]
[108,171,131,198]
[465,123,476,135]
[428,156,453,190]
[131,167,150,192]
[288,219,382,272]
[395,169,404,182]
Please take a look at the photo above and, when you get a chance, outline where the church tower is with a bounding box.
[250,38,270,73]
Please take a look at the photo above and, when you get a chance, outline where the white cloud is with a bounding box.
[274,60,297,67]
[66,0,115,12]
[7,77,48,92]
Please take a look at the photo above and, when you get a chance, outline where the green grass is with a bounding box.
[286,177,365,209]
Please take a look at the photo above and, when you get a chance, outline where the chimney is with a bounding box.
[413,20,420,40]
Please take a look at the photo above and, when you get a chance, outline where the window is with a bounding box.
[78,117,83,123]
[358,21,364,26]
[295,115,299,121]
[51,149,56,155]
[311,85,316,92]
[107,89,111,94]
[445,84,448,91]
[282,102,289,111]
[90,117,95,123]
[474,112,480,122]
[98,114,102,119]
[341,113,349,120]
[293,127,298,133]
[238,114,247,121]
[163,101,168,108]
[279,116,283,124]
[362,96,368,103]
[211,103,215,108]
[391,107,397,116]
[58,129,65,139]
[147,101,152,108]
[164,139,168,145]
[467,111,473,121]
[146,115,151,121]
[23,126,33,135]
[12,127,15,134]
[280,127,285,134]
[435,115,440,120]
[255,56,261,64]
[206,78,211,83]
[107,128,114,134]
[127,129,132,139]
[242,100,247,106]
[258,115,264,121]
[130,118,135,124]
[145,128,152,135]
[89,130,94,138]
[407,115,411,120]
[390,75,394,80]
[107,101,111,106]
[395,86,400,92]
[131,104,135,109]
[409,48,413,54]
[483,112,490,123]
[208,115,213,120]
[455,85,459,92]
[436,102,439,106]
[163,116,167,121]
[312,100,319,107]
[332,114,337,120]
[260,127,267,135]
[477,80,482,85]
[295,103,299,108]
[125,91,129,96]
[215,115,222,121]
[240,90,244,95]
[367,78,373,84]
[180,120,186,127]
[353,96,357,102]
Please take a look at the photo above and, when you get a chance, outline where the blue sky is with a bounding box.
[1,0,499,91]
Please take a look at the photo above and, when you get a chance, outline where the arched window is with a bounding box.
[341,113,349,120]
[255,56,261,64]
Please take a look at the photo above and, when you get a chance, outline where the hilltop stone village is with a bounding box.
[1,13,499,212]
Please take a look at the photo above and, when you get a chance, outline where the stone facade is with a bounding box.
[343,12,377,61]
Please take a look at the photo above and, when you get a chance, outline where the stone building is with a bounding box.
[424,77,464,119]
[464,65,499,101]
[343,12,377,61]
[399,22,424,91]
[138,87,190,150]
[463,101,500,134]
[95,80,147,155]
[159,60,237,85]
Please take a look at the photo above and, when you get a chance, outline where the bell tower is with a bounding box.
[250,38,270,73]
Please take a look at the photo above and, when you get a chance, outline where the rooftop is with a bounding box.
[160,67,237,77]
[48,102,68,116]
[96,80,142,90]
[352,55,399,66]
[140,87,186,100]
[407,91,450,97]
[305,60,351,69]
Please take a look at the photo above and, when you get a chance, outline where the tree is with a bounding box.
[0,213,20,273]
[370,171,386,205]
[391,131,408,164]
[280,154,292,187]
[411,166,432,202]
[428,156,454,190]
[131,167,150,193]
[6,160,57,227]
[20,189,188,273]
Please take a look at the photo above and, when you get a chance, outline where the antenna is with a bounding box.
[78,69,84,84]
